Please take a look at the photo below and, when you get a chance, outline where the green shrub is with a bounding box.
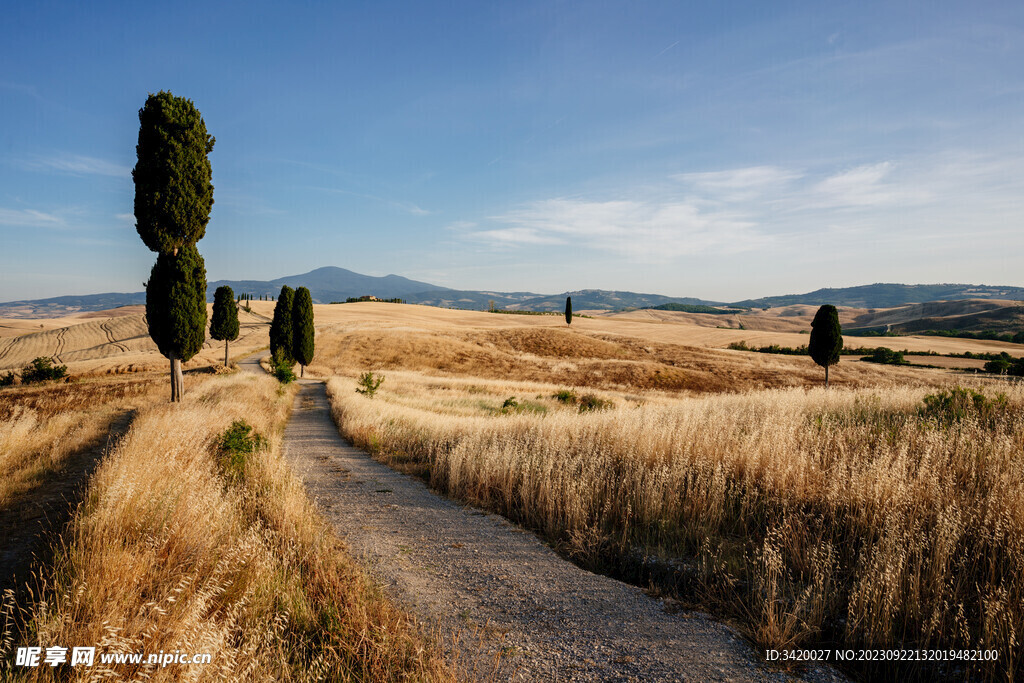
[0,371,15,387]
[21,357,68,384]
[356,371,384,397]
[861,347,908,365]
[501,397,519,413]
[920,387,1007,426]
[553,389,578,404]
[271,350,296,383]
[985,359,1011,374]
[578,394,613,412]
[216,420,266,482]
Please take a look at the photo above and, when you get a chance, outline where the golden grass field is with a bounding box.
[3,300,1023,680]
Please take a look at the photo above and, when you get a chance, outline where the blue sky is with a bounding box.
[2,0,1023,302]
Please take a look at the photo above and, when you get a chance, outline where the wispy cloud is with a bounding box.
[23,153,131,178]
[675,165,803,202]
[0,208,65,227]
[467,197,765,261]
[812,162,929,208]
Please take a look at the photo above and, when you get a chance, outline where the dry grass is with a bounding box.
[0,376,162,512]
[0,305,272,376]
[3,373,452,681]
[309,325,948,394]
[326,372,1022,681]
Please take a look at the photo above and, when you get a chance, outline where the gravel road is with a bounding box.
[241,355,841,681]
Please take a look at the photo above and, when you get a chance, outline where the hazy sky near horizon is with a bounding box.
[2,1,1023,302]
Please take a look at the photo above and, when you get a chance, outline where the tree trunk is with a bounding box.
[224,338,229,367]
[171,355,184,402]
[169,355,177,402]
[300,364,304,378]
[825,364,830,388]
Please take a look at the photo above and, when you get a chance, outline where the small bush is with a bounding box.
[21,357,68,384]
[356,371,385,398]
[217,419,266,482]
[553,389,578,404]
[271,354,296,384]
[578,394,613,412]
[0,371,15,387]
[920,386,1007,426]
[861,347,908,365]
[500,397,519,414]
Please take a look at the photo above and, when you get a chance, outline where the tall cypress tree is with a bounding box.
[270,285,295,363]
[210,285,240,367]
[133,91,214,401]
[809,304,843,387]
[564,296,572,327]
[292,286,315,377]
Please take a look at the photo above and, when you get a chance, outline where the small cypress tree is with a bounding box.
[292,287,315,377]
[809,304,843,387]
[270,285,295,363]
[146,246,208,401]
[210,285,240,367]
[564,296,572,326]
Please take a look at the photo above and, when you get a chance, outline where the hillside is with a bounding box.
[733,283,1024,309]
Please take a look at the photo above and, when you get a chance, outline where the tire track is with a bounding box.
[53,327,67,363]
[100,321,130,353]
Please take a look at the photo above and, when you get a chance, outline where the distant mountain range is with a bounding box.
[1,269,1023,318]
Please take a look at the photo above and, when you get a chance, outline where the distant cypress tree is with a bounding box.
[809,304,843,387]
[270,285,295,363]
[145,246,207,401]
[564,296,572,326]
[133,91,214,401]
[210,285,240,367]
[292,286,315,377]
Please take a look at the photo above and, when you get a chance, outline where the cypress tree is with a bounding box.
[564,296,572,326]
[133,91,214,401]
[270,285,295,363]
[145,246,207,401]
[292,287,315,377]
[809,304,843,387]
[210,285,240,367]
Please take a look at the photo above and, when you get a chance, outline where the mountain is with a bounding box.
[731,284,1024,309]
[0,292,148,318]
[209,266,450,303]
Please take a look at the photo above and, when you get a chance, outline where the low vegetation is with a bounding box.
[326,372,1021,681]
[4,372,451,681]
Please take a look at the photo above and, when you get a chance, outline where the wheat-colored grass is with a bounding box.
[326,372,1022,681]
[0,305,272,376]
[0,377,162,512]
[4,372,452,681]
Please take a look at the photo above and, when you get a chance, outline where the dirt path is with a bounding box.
[241,354,837,681]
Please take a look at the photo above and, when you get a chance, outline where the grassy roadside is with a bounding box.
[3,372,453,681]
[326,373,1022,682]
[0,377,162,513]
